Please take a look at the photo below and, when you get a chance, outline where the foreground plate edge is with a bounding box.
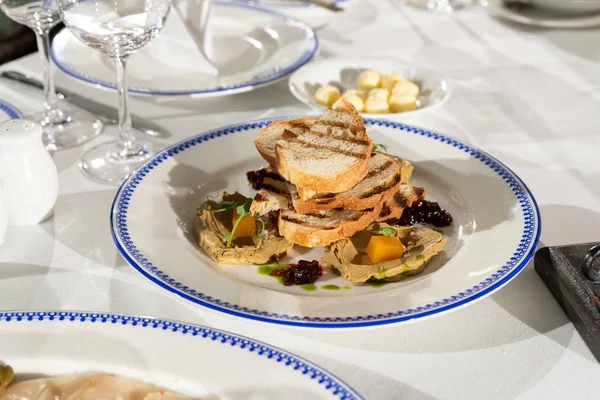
[0,310,364,399]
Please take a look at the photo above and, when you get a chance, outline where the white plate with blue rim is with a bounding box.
[0,310,363,398]
[50,1,318,97]
[110,118,541,329]
[233,0,358,29]
[0,98,22,121]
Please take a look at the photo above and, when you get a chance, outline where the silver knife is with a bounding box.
[0,70,168,138]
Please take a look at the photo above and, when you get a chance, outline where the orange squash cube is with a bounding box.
[366,235,406,263]
[232,210,257,238]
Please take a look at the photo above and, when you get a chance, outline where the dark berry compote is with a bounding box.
[270,260,323,286]
[397,200,453,227]
[246,168,267,190]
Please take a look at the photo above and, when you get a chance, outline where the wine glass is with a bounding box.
[0,0,104,151]
[56,0,171,184]
[401,0,474,12]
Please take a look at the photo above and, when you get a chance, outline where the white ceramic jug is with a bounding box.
[0,119,58,245]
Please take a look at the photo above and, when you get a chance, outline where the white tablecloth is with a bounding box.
[2,1,600,399]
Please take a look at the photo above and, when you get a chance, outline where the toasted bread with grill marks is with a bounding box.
[274,98,373,194]
[250,168,297,215]
[297,155,414,201]
[254,117,317,167]
[376,185,426,222]
[292,153,401,214]
[278,204,384,247]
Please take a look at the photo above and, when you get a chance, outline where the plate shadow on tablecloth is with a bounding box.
[136,80,299,115]
[299,352,439,400]
[40,189,127,269]
[0,263,63,309]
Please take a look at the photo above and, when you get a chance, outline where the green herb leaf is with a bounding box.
[252,215,267,240]
[367,227,396,236]
[372,143,389,153]
[202,199,243,213]
[227,198,267,247]
[378,227,396,236]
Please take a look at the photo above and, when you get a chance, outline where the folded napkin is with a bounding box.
[147,0,218,76]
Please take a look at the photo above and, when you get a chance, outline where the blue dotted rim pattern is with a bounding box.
[0,99,23,120]
[110,118,541,329]
[241,0,348,8]
[50,1,319,96]
[0,310,363,400]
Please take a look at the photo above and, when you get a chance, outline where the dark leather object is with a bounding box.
[535,244,600,362]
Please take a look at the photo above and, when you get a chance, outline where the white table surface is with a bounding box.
[2,1,600,399]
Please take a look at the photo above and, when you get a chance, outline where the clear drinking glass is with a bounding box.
[0,0,104,151]
[56,0,171,184]
[401,0,474,12]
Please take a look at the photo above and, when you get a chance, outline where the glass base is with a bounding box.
[79,139,154,185]
[401,0,474,12]
[27,99,104,151]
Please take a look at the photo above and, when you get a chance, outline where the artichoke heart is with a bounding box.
[194,192,294,265]
[321,223,447,284]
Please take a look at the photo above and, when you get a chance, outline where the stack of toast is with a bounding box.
[250,98,426,247]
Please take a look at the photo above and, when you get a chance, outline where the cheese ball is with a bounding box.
[365,96,390,114]
[392,81,420,97]
[381,73,407,91]
[357,70,382,91]
[389,93,418,113]
[314,84,341,107]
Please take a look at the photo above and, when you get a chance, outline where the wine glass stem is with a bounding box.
[35,31,58,112]
[115,56,134,151]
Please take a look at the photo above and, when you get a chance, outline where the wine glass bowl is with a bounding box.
[56,0,171,184]
[59,0,170,58]
[1,0,59,33]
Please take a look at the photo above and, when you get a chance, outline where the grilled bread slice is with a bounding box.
[255,117,317,166]
[376,185,426,222]
[296,156,413,201]
[250,167,296,215]
[274,98,373,193]
[278,204,384,247]
[293,153,401,214]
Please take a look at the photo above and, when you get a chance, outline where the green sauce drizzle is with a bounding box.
[415,254,425,260]
[322,284,341,290]
[301,284,317,291]
[370,280,388,288]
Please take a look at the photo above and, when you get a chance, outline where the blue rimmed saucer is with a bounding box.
[51,1,318,97]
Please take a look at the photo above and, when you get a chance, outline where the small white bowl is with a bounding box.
[288,56,451,119]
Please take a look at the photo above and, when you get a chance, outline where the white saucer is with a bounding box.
[0,98,22,121]
[481,0,600,29]
[237,0,356,29]
[289,56,451,120]
[111,118,540,329]
[0,310,363,399]
[50,1,318,97]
